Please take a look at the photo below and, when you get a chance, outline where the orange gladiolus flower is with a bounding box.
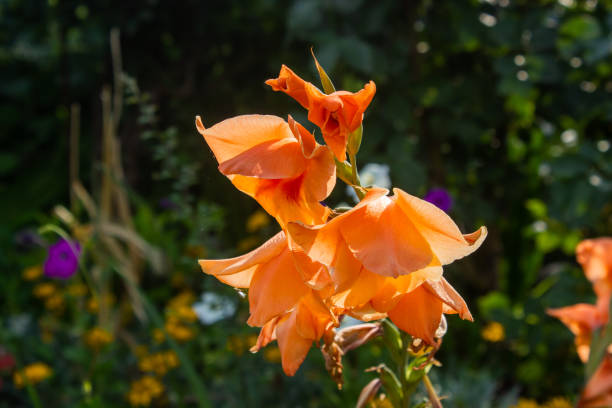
[266,65,376,162]
[577,238,612,309]
[579,354,612,408]
[199,231,337,375]
[288,187,486,343]
[548,238,612,362]
[196,114,335,227]
[547,303,608,363]
[288,188,487,278]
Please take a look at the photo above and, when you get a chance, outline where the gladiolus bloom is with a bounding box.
[288,188,486,279]
[577,238,612,308]
[288,187,485,343]
[199,231,336,375]
[196,114,335,227]
[266,65,376,162]
[547,303,607,362]
[579,355,612,408]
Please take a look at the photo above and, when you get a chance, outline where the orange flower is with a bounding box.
[250,292,336,376]
[288,187,485,343]
[577,238,612,309]
[199,231,337,375]
[288,188,487,279]
[547,303,607,362]
[579,354,612,407]
[548,238,612,362]
[196,114,335,227]
[266,65,376,162]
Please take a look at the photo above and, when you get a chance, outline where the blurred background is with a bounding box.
[1,0,611,406]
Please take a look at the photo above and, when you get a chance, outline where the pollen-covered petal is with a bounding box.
[247,248,310,327]
[387,286,444,345]
[393,188,487,265]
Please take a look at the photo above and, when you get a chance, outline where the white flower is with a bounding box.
[346,163,391,203]
[193,293,236,325]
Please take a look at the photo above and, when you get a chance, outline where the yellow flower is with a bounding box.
[511,398,540,408]
[481,321,505,342]
[164,321,194,342]
[246,210,270,232]
[167,291,195,310]
[127,376,164,407]
[22,265,43,281]
[84,327,114,350]
[33,283,56,298]
[44,293,65,312]
[138,351,179,376]
[542,397,572,408]
[87,294,115,313]
[13,363,52,388]
[66,283,88,297]
[174,305,198,323]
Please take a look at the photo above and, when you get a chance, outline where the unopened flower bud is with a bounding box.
[356,378,382,408]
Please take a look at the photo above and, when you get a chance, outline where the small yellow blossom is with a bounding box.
[481,321,505,342]
[237,236,260,252]
[164,321,194,342]
[13,363,52,388]
[263,346,281,363]
[246,210,270,232]
[127,376,164,407]
[84,327,114,350]
[542,397,572,408]
[139,350,179,376]
[87,294,115,313]
[22,265,43,281]
[44,293,65,312]
[167,291,195,310]
[66,283,88,297]
[510,398,540,408]
[174,305,198,323]
[33,283,56,298]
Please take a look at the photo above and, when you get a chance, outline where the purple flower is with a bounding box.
[424,188,453,212]
[43,239,81,279]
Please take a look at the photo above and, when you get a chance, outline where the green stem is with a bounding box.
[422,374,442,408]
[348,152,366,200]
[399,333,410,408]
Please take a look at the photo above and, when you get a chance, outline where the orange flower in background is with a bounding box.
[577,238,612,309]
[547,303,608,362]
[549,237,612,362]
[266,65,376,162]
[579,354,612,407]
[196,114,335,227]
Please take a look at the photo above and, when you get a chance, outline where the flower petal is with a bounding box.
[387,286,443,345]
[393,188,487,265]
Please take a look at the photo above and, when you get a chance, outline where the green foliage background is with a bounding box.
[1,0,611,406]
